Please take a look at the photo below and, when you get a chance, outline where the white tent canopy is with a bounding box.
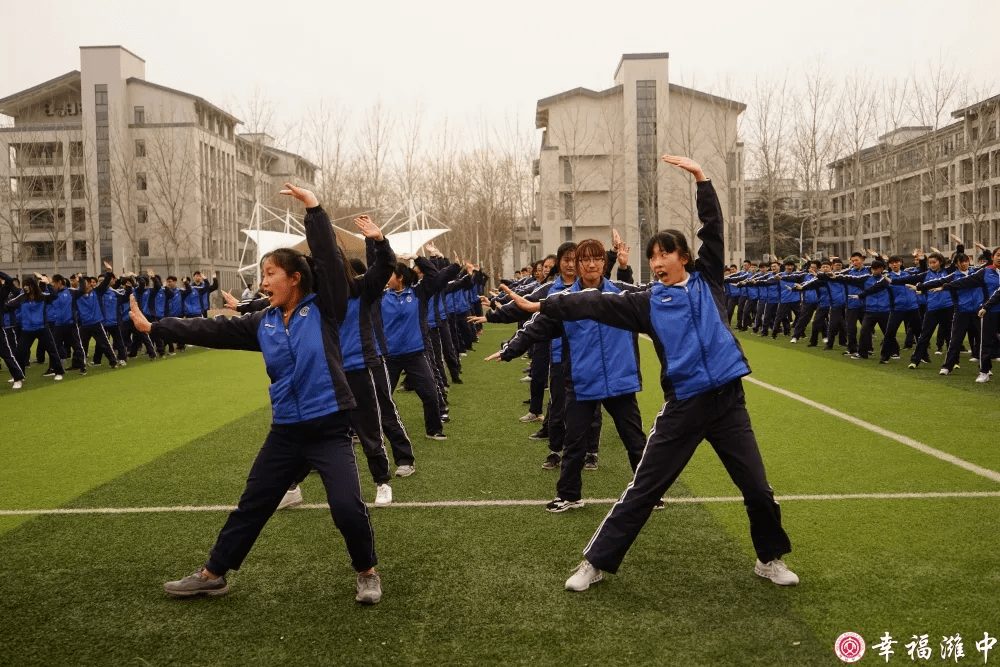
[383,228,450,256]
[238,229,306,272]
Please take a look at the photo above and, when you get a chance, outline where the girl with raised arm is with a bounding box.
[132,184,382,604]
[498,156,796,591]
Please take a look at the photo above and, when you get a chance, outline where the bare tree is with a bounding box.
[108,121,146,272]
[834,69,878,251]
[747,74,793,259]
[0,128,49,278]
[789,59,838,256]
[355,100,394,220]
[954,83,999,249]
[541,105,603,237]
[304,99,350,219]
[907,54,967,247]
[145,121,200,276]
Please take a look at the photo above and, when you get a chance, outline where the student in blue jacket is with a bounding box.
[489,237,647,513]
[380,253,459,439]
[133,183,382,604]
[823,260,891,360]
[7,276,65,381]
[502,156,795,591]
[0,271,25,388]
[920,253,982,375]
[931,246,1000,383]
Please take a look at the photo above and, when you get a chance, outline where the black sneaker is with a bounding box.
[545,497,584,513]
[653,498,666,510]
[42,371,56,377]
[451,377,463,385]
[425,432,447,441]
[163,569,229,598]
[542,452,561,469]
[584,453,598,470]
[529,430,549,441]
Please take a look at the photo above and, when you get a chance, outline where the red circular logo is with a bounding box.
[834,632,866,663]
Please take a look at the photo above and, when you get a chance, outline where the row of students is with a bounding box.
[1,267,219,388]
[475,156,798,592]
[722,247,1000,383]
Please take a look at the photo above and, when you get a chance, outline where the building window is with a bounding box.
[138,205,148,224]
[562,157,573,184]
[73,240,88,260]
[134,106,145,124]
[136,173,147,191]
[23,241,55,262]
[562,226,573,242]
[139,239,150,257]
[563,192,573,220]
[95,88,108,105]
[72,207,86,231]
[135,140,146,158]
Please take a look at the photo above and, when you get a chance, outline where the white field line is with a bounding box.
[636,334,1000,484]
[3,491,1000,516]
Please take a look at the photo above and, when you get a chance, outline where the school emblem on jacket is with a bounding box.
[406,296,412,302]
[299,306,310,317]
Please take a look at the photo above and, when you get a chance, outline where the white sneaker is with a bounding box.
[7,377,14,383]
[277,485,303,510]
[395,465,415,477]
[935,350,943,355]
[12,381,22,389]
[789,337,797,344]
[374,483,392,506]
[754,558,799,586]
[939,368,950,376]
[519,375,531,383]
[519,412,543,423]
[822,337,828,344]
[565,560,603,592]
[976,372,991,383]
[969,357,978,362]
[54,374,63,381]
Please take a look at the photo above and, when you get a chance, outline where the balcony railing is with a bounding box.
[18,157,64,167]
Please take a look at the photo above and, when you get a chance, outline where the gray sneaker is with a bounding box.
[395,464,415,477]
[164,569,229,598]
[356,571,382,604]
[583,453,598,470]
[542,452,561,469]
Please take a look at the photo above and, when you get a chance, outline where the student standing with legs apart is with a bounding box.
[502,156,796,591]
[132,183,382,604]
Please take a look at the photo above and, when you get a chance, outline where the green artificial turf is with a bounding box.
[0,322,997,666]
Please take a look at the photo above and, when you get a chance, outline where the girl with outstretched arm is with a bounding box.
[131,184,383,605]
[496,156,796,592]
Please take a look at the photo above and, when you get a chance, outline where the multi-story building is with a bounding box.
[826,96,1000,259]
[531,53,746,281]
[0,45,316,294]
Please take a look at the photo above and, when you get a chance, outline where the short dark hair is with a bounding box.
[887,255,902,264]
[167,275,178,282]
[871,260,886,270]
[953,253,970,263]
[555,241,577,265]
[645,230,695,271]
[392,262,415,287]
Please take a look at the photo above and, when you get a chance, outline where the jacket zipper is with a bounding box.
[283,314,302,421]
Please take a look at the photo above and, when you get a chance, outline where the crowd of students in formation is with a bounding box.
[10,157,995,606]
[0,265,220,389]
[719,241,1000,382]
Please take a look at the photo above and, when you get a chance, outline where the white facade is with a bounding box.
[0,46,315,295]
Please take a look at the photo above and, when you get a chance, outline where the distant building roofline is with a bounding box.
[126,77,242,125]
[952,92,1000,119]
[668,83,746,112]
[0,70,81,114]
[614,52,669,80]
[80,45,146,63]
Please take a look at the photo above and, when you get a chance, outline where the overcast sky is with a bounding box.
[2,0,997,148]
